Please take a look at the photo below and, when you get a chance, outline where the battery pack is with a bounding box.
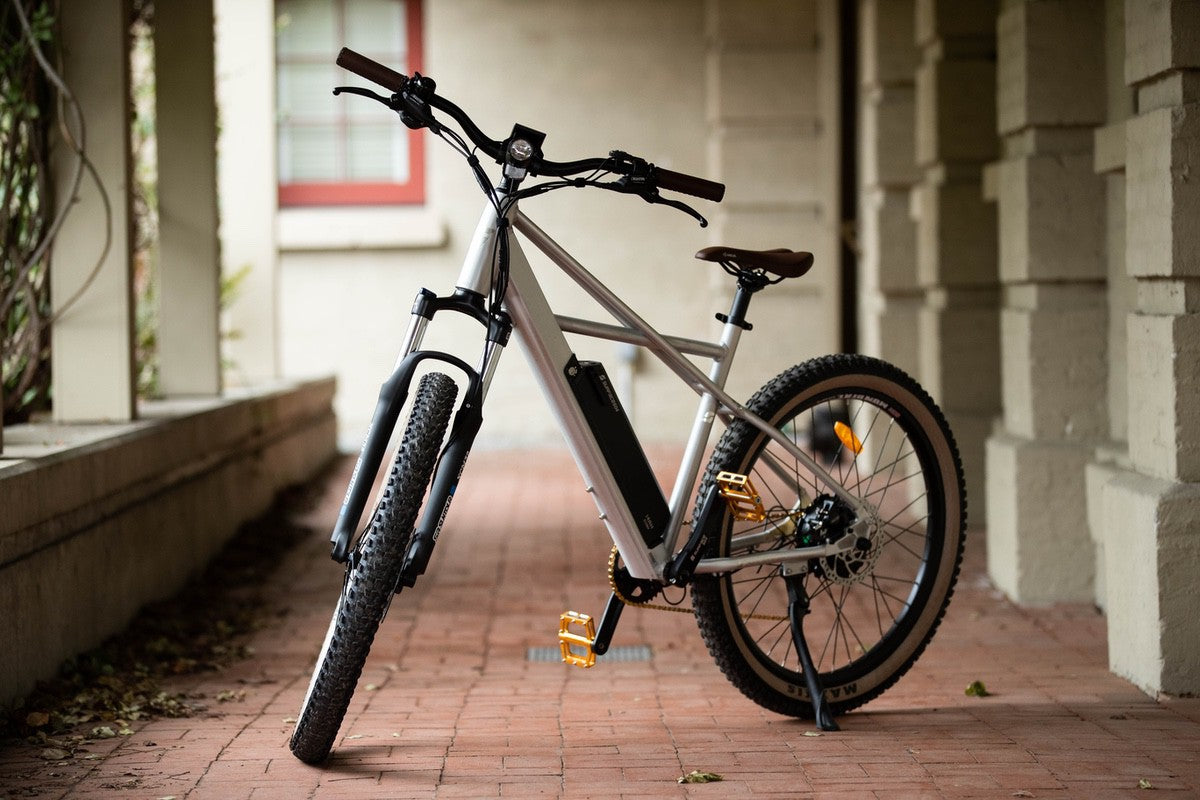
[566,358,668,548]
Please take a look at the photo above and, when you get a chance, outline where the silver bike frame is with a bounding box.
[440,203,868,582]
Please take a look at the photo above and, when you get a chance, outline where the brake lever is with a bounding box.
[645,192,708,228]
[333,84,441,134]
[332,85,391,104]
[612,179,708,227]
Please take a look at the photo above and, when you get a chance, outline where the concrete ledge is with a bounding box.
[0,378,338,705]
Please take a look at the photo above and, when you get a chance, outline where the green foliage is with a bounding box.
[130,13,160,399]
[1,1,55,424]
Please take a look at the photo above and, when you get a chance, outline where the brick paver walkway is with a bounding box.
[4,451,1199,799]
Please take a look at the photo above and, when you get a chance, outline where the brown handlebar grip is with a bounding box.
[336,47,408,93]
[655,168,726,203]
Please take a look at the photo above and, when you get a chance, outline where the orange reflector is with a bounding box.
[834,421,863,454]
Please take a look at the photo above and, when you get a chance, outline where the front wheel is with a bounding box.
[289,371,457,764]
[691,355,966,719]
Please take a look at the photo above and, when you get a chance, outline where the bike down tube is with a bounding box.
[501,232,665,581]
[511,211,871,523]
[553,314,739,558]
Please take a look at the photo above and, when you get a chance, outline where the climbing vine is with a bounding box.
[0,0,55,424]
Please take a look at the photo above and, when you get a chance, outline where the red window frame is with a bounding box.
[277,0,424,207]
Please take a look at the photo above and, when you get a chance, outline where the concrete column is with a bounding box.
[214,0,279,385]
[911,0,1000,519]
[858,0,920,375]
[156,0,221,396]
[50,0,135,422]
[1083,0,1136,613]
[1096,0,1200,696]
[984,0,1107,605]
[705,0,841,400]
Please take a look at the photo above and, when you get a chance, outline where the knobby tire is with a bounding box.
[691,354,966,719]
[289,371,457,764]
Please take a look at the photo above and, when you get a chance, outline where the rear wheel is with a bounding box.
[289,372,457,764]
[691,355,965,718]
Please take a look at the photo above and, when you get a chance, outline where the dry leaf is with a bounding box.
[1012,792,1035,798]
[91,726,117,739]
[38,748,70,761]
[1138,779,1155,789]
[964,680,990,697]
[25,711,50,728]
[678,770,723,784]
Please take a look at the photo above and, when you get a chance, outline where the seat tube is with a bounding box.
[663,314,746,553]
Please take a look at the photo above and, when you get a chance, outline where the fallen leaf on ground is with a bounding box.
[964,680,990,697]
[802,731,823,737]
[1012,791,1035,798]
[90,726,117,739]
[38,748,70,761]
[1138,778,1155,789]
[25,711,50,728]
[678,770,723,784]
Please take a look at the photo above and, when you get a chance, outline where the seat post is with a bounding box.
[717,271,770,331]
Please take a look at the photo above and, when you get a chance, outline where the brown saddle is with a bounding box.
[695,246,815,279]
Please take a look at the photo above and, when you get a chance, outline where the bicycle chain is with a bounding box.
[607,546,694,615]
[606,546,788,621]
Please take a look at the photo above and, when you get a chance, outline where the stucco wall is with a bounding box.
[250,0,839,451]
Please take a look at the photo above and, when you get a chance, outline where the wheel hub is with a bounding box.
[798,495,881,585]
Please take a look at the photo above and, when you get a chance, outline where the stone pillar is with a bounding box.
[214,0,280,385]
[705,0,841,400]
[984,0,1107,605]
[50,0,135,422]
[1083,0,1136,612]
[858,0,920,375]
[1097,0,1200,696]
[911,0,999,518]
[156,0,222,396]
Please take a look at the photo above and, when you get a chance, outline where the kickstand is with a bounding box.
[784,574,840,732]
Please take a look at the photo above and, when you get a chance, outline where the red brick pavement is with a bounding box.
[3,451,1199,799]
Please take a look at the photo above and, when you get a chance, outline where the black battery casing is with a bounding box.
[566,357,668,548]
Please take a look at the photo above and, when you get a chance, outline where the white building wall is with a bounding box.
[220,0,842,451]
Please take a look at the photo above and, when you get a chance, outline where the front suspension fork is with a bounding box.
[329,288,510,565]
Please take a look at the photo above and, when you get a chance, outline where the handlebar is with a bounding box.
[335,47,725,204]
[336,47,407,93]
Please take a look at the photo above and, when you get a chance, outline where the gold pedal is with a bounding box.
[716,471,767,522]
[558,611,597,668]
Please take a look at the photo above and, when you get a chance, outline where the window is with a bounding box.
[275,0,423,206]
